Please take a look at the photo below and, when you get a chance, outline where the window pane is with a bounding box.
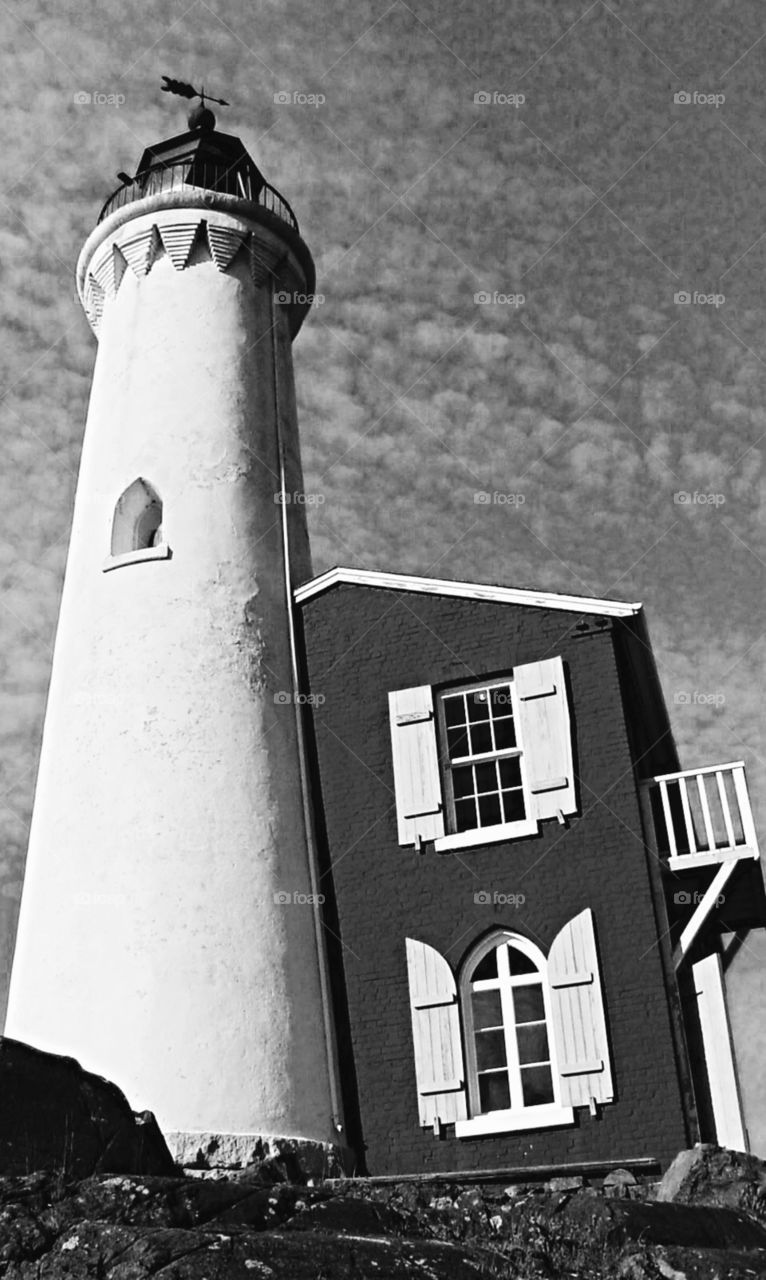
[455,798,477,832]
[474,762,498,794]
[513,984,546,1023]
[521,1065,554,1106]
[472,986,502,1027]
[467,691,490,723]
[475,1029,507,1071]
[478,1071,510,1113]
[443,695,465,728]
[447,726,470,759]
[494,717,517,751]
[502,790,526,824]
[498,756,522,788]
[517,1023,550,1065]
[490,685,513,713]
[472,949,498,981]
[452,764,474,798]
[470,723,493,755]
[478,793,501,827]
[506,946,538,977]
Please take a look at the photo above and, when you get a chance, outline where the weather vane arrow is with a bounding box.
[161,76,230,107]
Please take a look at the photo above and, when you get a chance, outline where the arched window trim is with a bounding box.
[103,477,172,573]
[456,929,574,1136]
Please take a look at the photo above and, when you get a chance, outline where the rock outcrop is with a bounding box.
[657,1142,766,1222]
[0,1055,764,1280]
[0,1158,764,1279]
[0,1038,176,1179]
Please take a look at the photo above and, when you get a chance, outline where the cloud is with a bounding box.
[0,1,764,1111]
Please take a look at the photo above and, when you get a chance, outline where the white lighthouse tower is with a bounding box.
[5,95,343,1165]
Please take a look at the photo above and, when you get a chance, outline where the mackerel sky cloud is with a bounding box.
[0,0,764,1073]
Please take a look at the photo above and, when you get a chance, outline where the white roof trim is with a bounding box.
[294,567,641,618]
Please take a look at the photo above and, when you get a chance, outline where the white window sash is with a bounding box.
[461,933,568,1126]
[437,677,537,845]
[449,746,523,766]
[499,935,524,1112]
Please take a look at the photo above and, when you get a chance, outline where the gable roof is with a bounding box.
[293,567,642,618]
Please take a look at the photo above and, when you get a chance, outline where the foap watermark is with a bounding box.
[674,291,725,308]
[275,290,325,306]
[673,690,725,708]
[70,690,124,710]
[673,490,725,507]
[674,90,725,109]
[474,689,511,706]
[273,90,326,108]
[474,290,525,307]
[474,90,525,108]
[674,890,726,906]
[474,491,526,506]
[474,890,526,907]
[273,890,326,905]
[73,890,124,907]
[274,691,326,707]
[274,491,325,505]
[74,90,125,108]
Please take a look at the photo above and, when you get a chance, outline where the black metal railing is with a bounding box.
[98,158,299,231]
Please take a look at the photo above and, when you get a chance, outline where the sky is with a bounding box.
[0,0,764,1137]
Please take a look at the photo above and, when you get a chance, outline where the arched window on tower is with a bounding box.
[104,479,171,571]
[111,479,163,555]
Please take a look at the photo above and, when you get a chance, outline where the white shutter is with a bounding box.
[515,656,577,821]
[388,687,445,846]
[405,938,468,1127]
[548,908,614,1107]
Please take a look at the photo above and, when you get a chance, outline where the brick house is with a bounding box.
[294,567,764,1177]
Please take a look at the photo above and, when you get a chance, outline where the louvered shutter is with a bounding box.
[388,687,445,846]
[405,938,468,1126]
[515,657,577,821]
[548,908,614,1107]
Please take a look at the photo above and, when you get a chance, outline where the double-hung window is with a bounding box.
[437,679,535,844]
[389,656,577,852]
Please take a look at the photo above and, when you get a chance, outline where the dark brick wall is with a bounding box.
[298,584,692,1176]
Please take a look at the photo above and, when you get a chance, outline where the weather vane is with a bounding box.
[161,76,230,108]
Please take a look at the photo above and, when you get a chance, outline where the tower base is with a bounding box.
[165,1131,354,1181]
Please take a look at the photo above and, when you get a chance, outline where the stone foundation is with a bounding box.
[165,1130,352,1182]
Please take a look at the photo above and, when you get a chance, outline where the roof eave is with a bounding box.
[293,567,642,619]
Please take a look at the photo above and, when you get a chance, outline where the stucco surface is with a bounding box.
[6,207,337,1143]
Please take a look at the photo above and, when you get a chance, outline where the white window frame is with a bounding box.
[434,676,538,852]
[103,477,171,573]
[455,931,573,1138]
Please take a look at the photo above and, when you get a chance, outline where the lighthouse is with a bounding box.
[5,95,343,1163]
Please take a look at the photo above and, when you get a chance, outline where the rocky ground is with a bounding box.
[1,1148,766,1280]
[2,1040,766,1279]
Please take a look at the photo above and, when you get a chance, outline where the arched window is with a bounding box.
[111,479,163,556]
[461,932,559,1119]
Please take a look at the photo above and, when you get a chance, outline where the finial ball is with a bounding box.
[189,103,216,132]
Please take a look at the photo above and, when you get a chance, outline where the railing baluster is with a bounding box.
[732,765,758,853]
[650,762,759,864]
[659,779,677,858]
[715,770,736,850]
[678,777,696,855]
[696,773,717,853]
